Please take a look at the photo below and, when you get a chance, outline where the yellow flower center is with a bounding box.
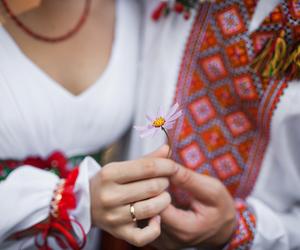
[152,117,166,128]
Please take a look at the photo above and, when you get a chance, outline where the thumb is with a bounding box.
[144,144,170,158]
[170,165,221,204]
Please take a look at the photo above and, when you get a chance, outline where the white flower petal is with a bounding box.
[164,121,176,130]
[168,110,183,122]
[146,115,154,123]
[140,127,158,138]
[157,106,165,117]
[133,125,148,132]
[166,103,181,120]
[165,103,180,120]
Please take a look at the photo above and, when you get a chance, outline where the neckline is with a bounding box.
[0,0,121,100]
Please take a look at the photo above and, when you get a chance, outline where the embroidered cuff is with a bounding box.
[223,199,256,250]
[14,168,87,250]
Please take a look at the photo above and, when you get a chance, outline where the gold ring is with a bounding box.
[130,204,137,222]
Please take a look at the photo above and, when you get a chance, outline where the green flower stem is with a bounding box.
[161,126,172,158]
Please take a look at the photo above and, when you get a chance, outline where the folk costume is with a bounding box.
[129,0,300,249]
[0,0,141,249]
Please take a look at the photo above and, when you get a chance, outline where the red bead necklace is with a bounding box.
[1,0,91,43]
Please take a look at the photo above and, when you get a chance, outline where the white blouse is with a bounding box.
[0,0,141,249]
[128,0,300,249]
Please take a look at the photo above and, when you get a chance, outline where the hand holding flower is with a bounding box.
[152,165,237,250]
[89,146,178,247]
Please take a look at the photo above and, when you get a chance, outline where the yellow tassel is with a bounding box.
[281,44,300,79]
[251,30,287,79]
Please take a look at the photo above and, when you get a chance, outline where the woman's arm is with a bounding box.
[0,156,99,249]
[0,146,179,248]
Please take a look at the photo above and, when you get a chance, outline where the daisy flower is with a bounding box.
[134,103,182,157]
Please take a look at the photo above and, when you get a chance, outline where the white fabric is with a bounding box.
[128,1,300,249]
[248,0,281,33]
[0,0,141,249]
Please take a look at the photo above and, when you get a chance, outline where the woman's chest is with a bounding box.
[0,0,141,159]
[0,66,136,159]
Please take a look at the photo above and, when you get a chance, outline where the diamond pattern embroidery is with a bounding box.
[234,75,258,100]
[172,0,292,205]
[179,142,206,170]
[291,1,300,19]
[201,125,227,152]
[212,153,242,181]
[189,97,216,125]
[216,5,246,38]
[214,85,236,108]
[226,41,249,68]
[225,112,252,137]
[200,54,228,81]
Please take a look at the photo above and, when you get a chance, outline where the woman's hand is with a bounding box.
[153,165,237,250]
[89,146,178,247]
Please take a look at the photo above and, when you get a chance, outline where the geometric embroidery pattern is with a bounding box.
[171,0,298,208]
[179,141,206,170]
[189,97,216,125]
[224,199,256,250]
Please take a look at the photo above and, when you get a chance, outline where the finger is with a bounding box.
[110,192,171,224]
[108,158,178,184]
[119,216,161,247]
[133,192,171,220]
[160,204,198,232]
[144,145,170,158]
[170,165,223,204]
[118,178,170,205]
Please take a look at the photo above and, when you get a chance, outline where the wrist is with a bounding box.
[223,199,256,250]
[217,212,238,248]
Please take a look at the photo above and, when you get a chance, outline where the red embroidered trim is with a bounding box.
[152,0,209,21]
[50,168,79,221]
[14,168,86,250]
[35,167,86,250]
[224,199,256,250]
[0,151,71,181]
[169,0,293,208]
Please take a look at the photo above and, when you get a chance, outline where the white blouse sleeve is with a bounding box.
[246,82,300,250]
[0,156,100,246]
